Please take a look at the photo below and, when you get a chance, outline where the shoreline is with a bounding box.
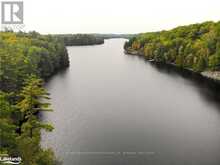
[124,49,220,83]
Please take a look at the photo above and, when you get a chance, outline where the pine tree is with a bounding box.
[16,75,53,138]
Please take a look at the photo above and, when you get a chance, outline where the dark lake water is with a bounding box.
[42,39,220,165]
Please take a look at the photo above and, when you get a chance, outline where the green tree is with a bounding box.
[209,52,220,70]
[0,31,69,164]
[0,92,17,154]
[195,56,208,72]
[17,75,53,138]
[125,21,220,72]
[15,76,54,165]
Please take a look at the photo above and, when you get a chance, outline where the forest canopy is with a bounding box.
[124,21,220,72]
[54,34,104,46]
[0,31,69,165]
[54,33,136,46]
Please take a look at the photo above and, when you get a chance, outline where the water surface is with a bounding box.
[42,39,220,165]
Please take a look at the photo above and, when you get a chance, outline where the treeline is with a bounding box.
[0,31,69,164]
[94,33,136,39]
[124,21,220,72]
[55,34,104,46]
[54,33,137,46]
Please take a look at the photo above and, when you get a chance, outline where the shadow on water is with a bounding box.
[39,67,70,120]
[125,53,220,109]
[42,41,220,165]
[44,67,70,84]
[147,60,220,108]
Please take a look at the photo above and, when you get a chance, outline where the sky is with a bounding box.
[11,0,220,34]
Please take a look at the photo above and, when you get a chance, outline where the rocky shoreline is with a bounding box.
[201,71,220,81]
[124,49,220,82]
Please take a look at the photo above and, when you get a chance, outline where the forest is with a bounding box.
[124,21,220,72]
[0,31,69,165]
[54,34,104,46]
[93,33,136,39]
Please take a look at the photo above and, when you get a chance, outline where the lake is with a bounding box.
[42,39,220,165]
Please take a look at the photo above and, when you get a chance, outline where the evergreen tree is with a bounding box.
[16,75,53,138]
